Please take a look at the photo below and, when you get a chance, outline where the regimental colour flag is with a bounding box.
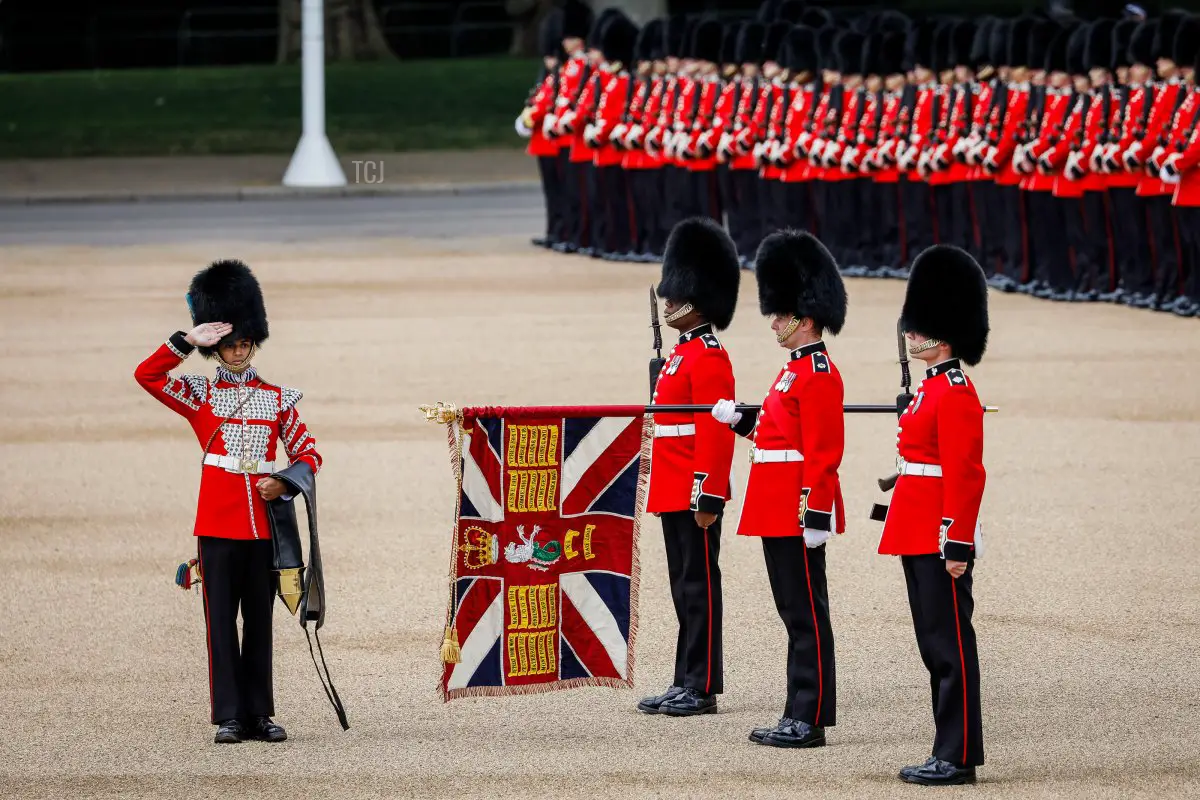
[439,406,650,701]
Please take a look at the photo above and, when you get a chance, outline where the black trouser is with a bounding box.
[757,176,779,252]
[996,184,1029,282]
[933,182,975,255]
[767,179,790,238]
[562,158,590,249]
[1060,196,1088,291]
[663,166,696,236]
[823,180,854,266]
[596,164,632,255]
[730,168,762,258]
[858,179,888,268]
[972,181,1004,277]
[197,536,276,725]
[690,169,722,225]
[585,162,606,254]
[629,168,661,256]
[661,510,723,695]
[1178,206,1200,302]
[1107,187,1152,294]
[536,154,563,242]
[781,181,814,235]
[1077,191,1112,293]
[762,537,836,726]
[1027,190,1073,290]
[902,554,984,768]
[900,177,935,269]
[1146,194,1183,302]
[716,164,735,241]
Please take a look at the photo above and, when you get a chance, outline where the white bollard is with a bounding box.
[282,0,347,187]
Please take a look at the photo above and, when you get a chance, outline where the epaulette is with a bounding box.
[812,352,830,373]
[700,332,722,349]
[945,368,969,388]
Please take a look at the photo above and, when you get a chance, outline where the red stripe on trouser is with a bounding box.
[198,540,215,722]
[950,579,968,765]
[802,545,823,726]
[703,530,713,694]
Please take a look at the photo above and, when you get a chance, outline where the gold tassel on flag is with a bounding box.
[441,623,462,664]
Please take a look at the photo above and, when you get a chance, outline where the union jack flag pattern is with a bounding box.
[440,408,651,701]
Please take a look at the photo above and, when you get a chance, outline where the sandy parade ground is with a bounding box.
[2,214,1200,799]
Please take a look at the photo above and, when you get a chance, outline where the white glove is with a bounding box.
[711,399,742,426]
[803,528,831,548]
[515,115,533,138]
[1160,162,1181,184]
[542,114,557,138]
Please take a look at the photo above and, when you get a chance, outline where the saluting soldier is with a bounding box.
[134,260,322,744]
[640,217,741,717]
[876,244,989,786]
[712,230,846,749]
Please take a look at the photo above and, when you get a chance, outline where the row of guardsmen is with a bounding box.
[517,1,1200,319]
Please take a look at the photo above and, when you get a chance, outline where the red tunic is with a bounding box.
[734,342,846,539]
[1136,79,1183,197]
[135,333,323,541]
[1166,88,1200,206]
[878,359,985,561]
[646,324,736,515]
[991,82,1029,187]
[592,70,630,167]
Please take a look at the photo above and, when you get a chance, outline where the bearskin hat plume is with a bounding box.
[900,245,989,366]
[755,230,847,335]
[657,217,741,331]
[187,259,269,359]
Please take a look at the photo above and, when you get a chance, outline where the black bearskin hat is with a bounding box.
[1173,14,1199,69]
[1112,19,1137,69]
[818,25,842,71]
[636,18,663,63]
[878,31,907,76]
[691,18,723,63]
[970,18,995,69]
[862,33,883,76]
[664,14,688,59]
[1128,18,1155,65]
[800,7,834,30]
[1045,25,1073,74]
[931,20,956,74]
[1067,24,1089,75]
[602,15,638,66]
[906,18,938,71]
[835,30,866,75]
[951,20,978,69]
[763,20,792,65]
[738,21,766,64]
[657,217,741,331]
[587,7,622,51]
[721,22,742,66]
[900,245,989,366]
[1029,20,1059,71]
[539,9,563,59]
[561,0,592,41]
[1008,17,1035,68]
[776,0,805,24]
[755,230,847,335]
[1154,9,1189,62]
[187,260,269,358]
[989,19,1010,67]
[1086,20,1115,71]
[785,26,818,75]
[757,0,781,25]
[875,11,911,36]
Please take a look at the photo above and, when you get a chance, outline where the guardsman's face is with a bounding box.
[905,331,948,364]
[544,56,557,70]
[1089,68,1108,86]
[1157,58,1178,78]
[1073,74,1091,93]
[866,75,883,92]
[955,65,973,83]
[662,299,696,330]
[1130,64,1150,83]
[885,73,905,91]
[218,338,253,367]
[562,37,582,55]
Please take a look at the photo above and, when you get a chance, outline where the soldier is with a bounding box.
[897,19,940,274]
[516,9,566,250]
[639,217,740,717]
[877,244,989,786]
[1158,28,1200,317]
[711,230,846,748]
[585,13,639,260]
[752,20,794,255]
[864,31,910,277]
[776,26,819,239]
[680,20,726,225]
[134,260,322,744]
[619,19,666,262]
[721,21,766,265]
[547,0,594,255]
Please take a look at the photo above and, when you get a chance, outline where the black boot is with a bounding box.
[214,719,245,744]
[636,686,684,714]
[761,719,826,748]
[657,687,718,716]
[244,716,287,742]
[749,717,793,744]
[899,758,977,785]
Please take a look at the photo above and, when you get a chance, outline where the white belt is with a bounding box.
[654,424,696,438]
[751,448,804,464]
[204,454,282,474]
[897,457,942,477]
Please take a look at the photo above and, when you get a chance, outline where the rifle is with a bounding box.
[648,286,665,399]
[876,318,916,493]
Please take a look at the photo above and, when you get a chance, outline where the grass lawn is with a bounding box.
[0,59,541,159]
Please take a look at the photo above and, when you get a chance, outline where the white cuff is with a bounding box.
[803,528,831,548]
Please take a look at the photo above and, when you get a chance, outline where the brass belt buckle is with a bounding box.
[895,455,904,475]
[241,457,258,473]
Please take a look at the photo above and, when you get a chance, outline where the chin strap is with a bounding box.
[776,316,801,344]
[663,302,695,323]
[216,344,257,373]
[908,337,945,355]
